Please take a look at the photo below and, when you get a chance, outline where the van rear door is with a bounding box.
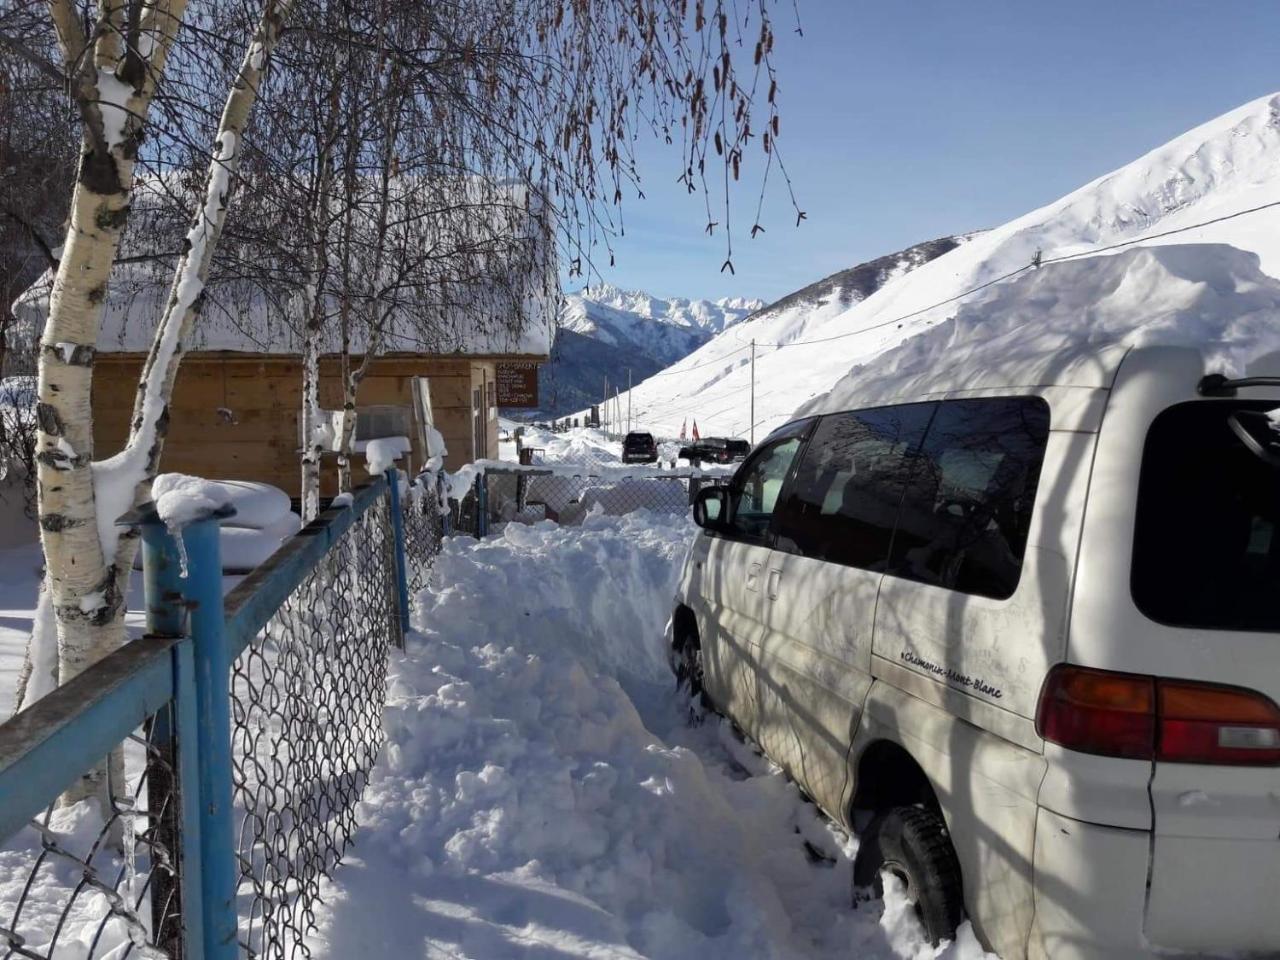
[1128,399,1280,954]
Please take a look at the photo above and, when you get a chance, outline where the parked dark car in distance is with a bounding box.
[677,437,751,464]
[622,431,659,463]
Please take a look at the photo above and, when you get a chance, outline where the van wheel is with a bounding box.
[853,806,964,945]
[671,630,706,703]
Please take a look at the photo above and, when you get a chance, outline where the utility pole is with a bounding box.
[627,368,632,434]
[603,376,609,436]
[750,338,756,445]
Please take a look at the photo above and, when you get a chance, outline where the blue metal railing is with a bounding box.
[0,469,417,960]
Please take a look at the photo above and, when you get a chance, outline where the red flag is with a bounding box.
[692,420,700,440]
[680,419,687,440]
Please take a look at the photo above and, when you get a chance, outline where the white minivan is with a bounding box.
[672,344,1280,959]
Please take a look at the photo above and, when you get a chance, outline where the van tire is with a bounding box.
[670,621,706,704]
[854,805,964,945]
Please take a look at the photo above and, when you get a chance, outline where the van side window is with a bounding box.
[772,403,936,569]
[889,397,1050,600]
[725,425,810,542]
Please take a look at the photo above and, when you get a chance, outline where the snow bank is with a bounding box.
[801,244,1280,415]
[309,513,993,959]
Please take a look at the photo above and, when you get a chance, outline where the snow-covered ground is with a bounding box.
[308,512,993,959]
[0,538,42,718]
[603,91,1280,438]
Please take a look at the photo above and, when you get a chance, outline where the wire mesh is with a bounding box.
[229,492,400,960]
[1,706,180,960]
[482,468,697,530]
[400,480,444,597]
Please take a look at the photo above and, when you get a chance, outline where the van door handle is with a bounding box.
[746,561,763,592]
[767,569,782,600]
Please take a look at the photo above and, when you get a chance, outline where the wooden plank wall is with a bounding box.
[92,354,502,498]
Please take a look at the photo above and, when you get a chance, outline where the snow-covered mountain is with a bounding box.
[608,91,1280,439]
[531,285,764,416]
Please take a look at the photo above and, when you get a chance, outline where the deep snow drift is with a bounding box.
[611,91,1280,438]
[307,513,993,959]
[802,243,1280,415]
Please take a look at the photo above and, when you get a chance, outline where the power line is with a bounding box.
[643,340,751,377]
[619,194,1280,430]
[752,196,1280,352]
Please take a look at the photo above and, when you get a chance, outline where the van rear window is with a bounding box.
[1132,401,1280,631]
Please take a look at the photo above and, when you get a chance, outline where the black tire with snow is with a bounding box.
[670,624,708,706]
[853,805,965,945]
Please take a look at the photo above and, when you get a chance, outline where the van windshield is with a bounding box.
[1132,400,1280,631]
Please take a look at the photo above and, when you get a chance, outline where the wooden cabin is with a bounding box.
[16,269,554,499]
[90,351,538,497]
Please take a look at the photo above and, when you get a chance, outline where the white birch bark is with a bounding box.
[35,0,189,805]
[33,0,297,805]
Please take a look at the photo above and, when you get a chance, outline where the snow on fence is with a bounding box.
[453,462,728,536]
[0,471,443,960]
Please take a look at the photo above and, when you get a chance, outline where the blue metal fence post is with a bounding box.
[385,469,411,639]
[132,511,207,958]
[474,472,488,538]
[180,510,239,960]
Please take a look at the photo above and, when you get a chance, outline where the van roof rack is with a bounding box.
[1197,374,1280,397]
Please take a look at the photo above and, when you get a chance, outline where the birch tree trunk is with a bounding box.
[35,0,188,804]
[33,0,296,805]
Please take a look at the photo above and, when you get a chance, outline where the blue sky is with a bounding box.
[574,0,1280,303]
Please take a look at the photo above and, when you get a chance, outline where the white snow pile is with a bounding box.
[308,512,992,959]
[363,435,412,476]
[801,243,1280,415]
[610,91,1280,437]
[152,472,233,529]
[150,474,299,572]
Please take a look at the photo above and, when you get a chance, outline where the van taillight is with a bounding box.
[1036,665,1280,766]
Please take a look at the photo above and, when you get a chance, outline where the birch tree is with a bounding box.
[27,0,298,803]
[9,0,798,792]
[263,0,798,509]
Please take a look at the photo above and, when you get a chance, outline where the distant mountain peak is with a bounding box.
[530,285,765,416]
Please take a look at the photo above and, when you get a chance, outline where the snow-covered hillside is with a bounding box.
[531,286,764,417]
[611,91,1280,439]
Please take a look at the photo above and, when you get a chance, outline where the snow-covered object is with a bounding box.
[612,91,1280,437]
[200,478,292,529]
[303,511,993,959]
[148,474,298,571]
[363,436,411,475]
[801,244,1280,415]
[219,512,301,572]
[152,473,234,531]
[10,178,558,359]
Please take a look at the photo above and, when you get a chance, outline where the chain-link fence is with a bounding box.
[1,472,434,960]
[229,492,401,959]
[400,479,444,597]
[451,465,731,536]
[1,639,187,960]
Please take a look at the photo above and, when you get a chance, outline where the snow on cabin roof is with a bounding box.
[796,243,1280,417]
[11,176,559,358]
[13,271,556,357]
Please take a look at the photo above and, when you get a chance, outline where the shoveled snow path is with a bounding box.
[309,512,992,959]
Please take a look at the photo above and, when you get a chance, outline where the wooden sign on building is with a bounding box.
[495,362,539,407]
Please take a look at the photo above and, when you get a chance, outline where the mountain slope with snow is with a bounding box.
[529,286,764,417]
[612,91,1280,439]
